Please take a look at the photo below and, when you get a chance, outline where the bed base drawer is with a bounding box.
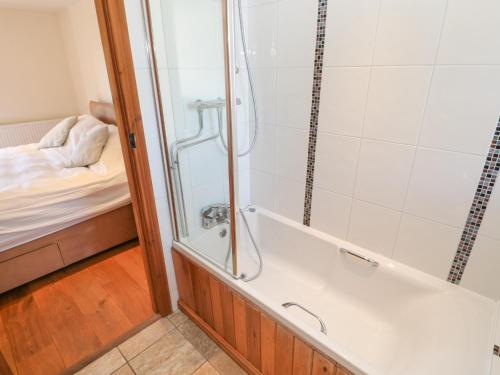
[58,205,137,265]
[0,244,64,293]
[0,204,137,293]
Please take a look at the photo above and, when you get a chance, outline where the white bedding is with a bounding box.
[0,125,131,252]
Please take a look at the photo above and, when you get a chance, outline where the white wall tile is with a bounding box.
[348,200,401,257]
[274,176,305,222]
[437,0,500,65]
[124,0,149,69]
[235,122,251,167]
[419,66,500,155]
[235,68,250,124]
[323,0,380,67]
[250,68,276,125]
[250,124,276,173]
[275,126,308,182]
[246,0,277,6]
[187,141,227,188]
[161,0,224,68]
[134,69,160,141]
[314,133,360,196]
[238,168,251,207]
[276,0,316,67]
[167,68,225,139]
[149,0,168,69]
[311,188,352,239]
[354,140,414,210]
[373,0,447,65]
[461,235,500,300]
[250,169,275,210]
[393,214,461,279]
[156,68,179,140]
[246,2,278,68]
[155,197,177,300]
[363,66,432,144]
[404,148,484,227]
[318,67,370,137]
[275,68,313,130]
[134,68,170,201]
[479,184,500,241]
[145,136,168,201]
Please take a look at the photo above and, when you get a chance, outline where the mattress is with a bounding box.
[0,125,131,252]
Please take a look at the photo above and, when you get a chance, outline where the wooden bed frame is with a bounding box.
[0,101,137,293]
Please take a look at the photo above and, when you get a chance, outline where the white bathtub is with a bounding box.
[177,207,497,375]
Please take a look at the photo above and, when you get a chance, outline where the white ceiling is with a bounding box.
[0,0,79,12]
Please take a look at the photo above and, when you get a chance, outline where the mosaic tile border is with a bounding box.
[494,345,500,357]
[447,119,500,284]
[303,0,328,226]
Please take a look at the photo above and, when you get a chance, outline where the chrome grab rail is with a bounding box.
[282,302,327,335]
[172,134,219,237]
[170,106,205,237]
[340,248,379,267]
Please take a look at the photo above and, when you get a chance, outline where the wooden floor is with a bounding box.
[0,241,155,375]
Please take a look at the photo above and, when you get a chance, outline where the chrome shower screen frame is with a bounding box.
[221,0,239,276]
[141,0,240,277]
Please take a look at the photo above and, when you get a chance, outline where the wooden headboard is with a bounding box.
[89,101,116,125]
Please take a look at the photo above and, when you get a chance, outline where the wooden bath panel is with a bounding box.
[172,248,354,375]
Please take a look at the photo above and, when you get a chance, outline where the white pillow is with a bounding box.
[64,115,102,151]
[65,124,110,168]
[37,116,77,149]
[89,126,124,175]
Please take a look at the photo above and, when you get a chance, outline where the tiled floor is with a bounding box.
[75,310,247,375]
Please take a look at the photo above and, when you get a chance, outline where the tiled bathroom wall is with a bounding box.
[242,0,500,300]
[124,0,500,303]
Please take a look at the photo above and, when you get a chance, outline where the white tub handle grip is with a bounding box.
[282,302,327,335]
[340,248,379,267]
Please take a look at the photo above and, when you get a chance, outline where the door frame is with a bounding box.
[94,0,172,316]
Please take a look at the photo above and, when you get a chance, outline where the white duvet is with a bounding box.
[0,125,131,252]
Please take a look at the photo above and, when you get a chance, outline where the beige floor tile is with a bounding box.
[75,348,126,375]
[112,364,135,375]
[118,317,174,360]
[208,350,246,375]
[129,329,205,375]
[193,362,220,374]
[168,309,189,327]
[177,319,220,360]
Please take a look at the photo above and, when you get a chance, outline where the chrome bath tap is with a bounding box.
[201,204,229,229]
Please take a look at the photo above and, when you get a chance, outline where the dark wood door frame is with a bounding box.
[94,0,172,316]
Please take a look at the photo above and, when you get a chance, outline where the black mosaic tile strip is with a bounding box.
[494,345,500,357]
[447,119,500,284]
[303,0,328,226]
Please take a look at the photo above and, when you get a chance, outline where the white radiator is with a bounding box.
[0,118,62,148]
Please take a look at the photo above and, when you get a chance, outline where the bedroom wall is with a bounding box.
[0,8,78,125]
[58,0,112,115]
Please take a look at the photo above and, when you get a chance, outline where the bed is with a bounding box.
[0,102,137,293]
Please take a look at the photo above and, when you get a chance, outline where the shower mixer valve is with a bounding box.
[201,204,230,229]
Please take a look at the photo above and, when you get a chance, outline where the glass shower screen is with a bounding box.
[147,0,238,275]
